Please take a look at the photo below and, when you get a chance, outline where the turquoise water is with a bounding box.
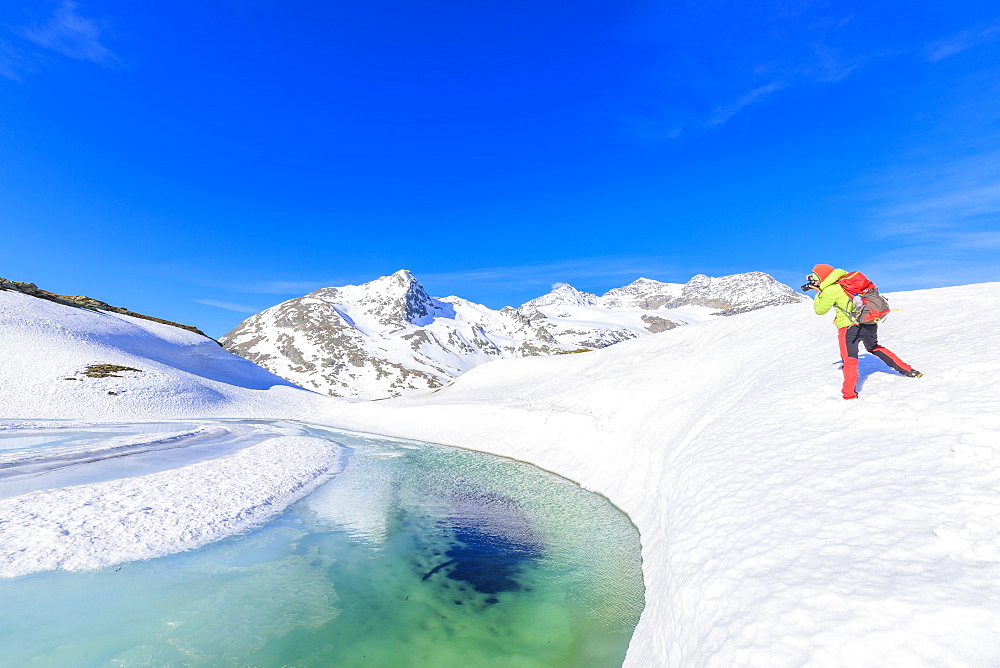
[0,422,645,667]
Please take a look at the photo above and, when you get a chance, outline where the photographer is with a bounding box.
[804,264,920,400]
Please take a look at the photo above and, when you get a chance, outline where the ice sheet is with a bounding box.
[0,423,344,577]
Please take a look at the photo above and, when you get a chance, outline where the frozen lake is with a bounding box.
[0,420,644,666]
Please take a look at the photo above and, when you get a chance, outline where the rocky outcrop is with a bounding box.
[641,314,678,333]
[0,277,212,338]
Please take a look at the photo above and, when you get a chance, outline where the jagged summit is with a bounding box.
[519,283,599,315]
[221,269,805,399]
[673,272,804,314]
[599,272,802,313]
[600,277,683,310]
[305,270,453,333]
[606,277,672,292]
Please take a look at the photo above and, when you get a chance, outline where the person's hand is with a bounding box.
[800,281,818,293]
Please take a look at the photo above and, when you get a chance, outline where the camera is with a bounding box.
[801,273,820,293]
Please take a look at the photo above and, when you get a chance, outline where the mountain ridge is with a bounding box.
[220,270,806,399]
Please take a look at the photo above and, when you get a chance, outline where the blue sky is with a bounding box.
[2,1,998,338]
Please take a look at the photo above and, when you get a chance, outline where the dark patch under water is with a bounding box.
[422,490,543,595]
[445,522,543,594]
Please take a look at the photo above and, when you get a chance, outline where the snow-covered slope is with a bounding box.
[8,275,994,665]
[317,283,1000,666]
[0,289,327,420]
[221,269,804,399]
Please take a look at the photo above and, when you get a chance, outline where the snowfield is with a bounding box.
[0,289,328,420]
[3,282,1000,665]
[318,282,1000,666]
[0,291,341,579]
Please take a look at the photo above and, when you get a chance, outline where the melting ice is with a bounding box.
[0,420,644,666]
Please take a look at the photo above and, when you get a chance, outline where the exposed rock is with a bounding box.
[220,270,806,400]
[0,277,211,338]
[81,364,143,378]
[604,273,804,314]
[641,315,679,333]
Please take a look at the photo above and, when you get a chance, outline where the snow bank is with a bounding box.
[317,283,1000,666]
[0,426,343,577]
[0,290,329,420]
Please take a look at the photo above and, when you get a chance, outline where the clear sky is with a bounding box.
[2,1,998,338]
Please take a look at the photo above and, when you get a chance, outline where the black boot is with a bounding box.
[902,369,922,378]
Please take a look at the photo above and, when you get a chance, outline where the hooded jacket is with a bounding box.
[813,267,856,328]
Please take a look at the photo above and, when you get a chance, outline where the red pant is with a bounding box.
[838,324,911,399]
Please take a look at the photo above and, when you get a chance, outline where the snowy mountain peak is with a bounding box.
[597,272,805,312]
[624,277,671,290]
[390,268,417,283]
[307,270,451,333]
[375,269,426,298]
[520,283,599,310]
[221,269,805,399]
[599,277,683,310]
[672,271,807,314]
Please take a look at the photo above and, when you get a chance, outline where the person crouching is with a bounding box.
[805,264,921,400]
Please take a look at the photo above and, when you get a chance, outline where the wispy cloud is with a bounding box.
[174,259,684,308]
[193,257,736,302]
[706,80,787,128]
[1,2,116,80]
[861,245,1000,291]
[227,280,332,294]
[193,299,261,313]
[922,23,1000,62]
[860,148,1000,289]
[152,261,358,296]
[637,7,1000,139]
[21,1,116,65]
[870,150,1000,240]
[695,40,878,132]
[179,275,335,295]
[0,38,34,81]
[876,183,1000,237]
[625,2,879,138]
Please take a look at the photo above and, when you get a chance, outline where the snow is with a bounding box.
[317,283,1000,666]
[4,281,1000,665]
[0,422,343,577]
[219,269,804,399]
[0,291,345,577]
[0,290,330,420]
